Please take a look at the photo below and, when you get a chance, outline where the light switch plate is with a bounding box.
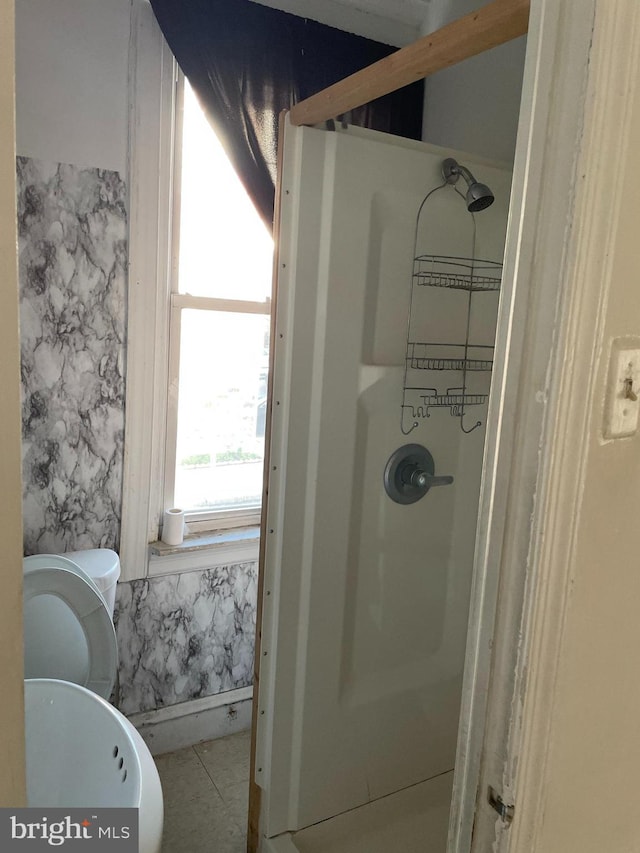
[603,339,640,439]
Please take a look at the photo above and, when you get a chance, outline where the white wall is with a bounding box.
[14,0,130,172]
[420,0,526,163]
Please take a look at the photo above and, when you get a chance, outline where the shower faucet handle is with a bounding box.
[384,444,454,504]
[407,467,454,489]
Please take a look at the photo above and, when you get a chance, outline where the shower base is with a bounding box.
[262,770,453,853]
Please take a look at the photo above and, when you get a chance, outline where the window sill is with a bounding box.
[147,526,260,577]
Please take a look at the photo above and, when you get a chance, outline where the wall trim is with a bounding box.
[450,0,597,849]
[129,686,253,756]
[120,0,176,581]
[506,2,640,851]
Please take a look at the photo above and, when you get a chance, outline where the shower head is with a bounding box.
[442,157,495,212]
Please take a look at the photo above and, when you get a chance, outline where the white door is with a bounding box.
[255,118,511,838]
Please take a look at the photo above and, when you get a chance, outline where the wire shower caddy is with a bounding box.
[401,239,503,435]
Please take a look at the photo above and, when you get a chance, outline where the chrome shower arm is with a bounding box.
[442,157,475,187]
[443,160,472,186]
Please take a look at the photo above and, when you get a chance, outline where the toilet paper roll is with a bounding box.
[161,508,185,546]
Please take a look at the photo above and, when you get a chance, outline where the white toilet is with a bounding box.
[23,549,163,853]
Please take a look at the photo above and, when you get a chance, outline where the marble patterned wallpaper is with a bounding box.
[114,561,258,716]
[16,154,257,717]
[17,156,127,555]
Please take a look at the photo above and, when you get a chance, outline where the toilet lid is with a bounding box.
[23,565,117,700]
[24,553,105,602]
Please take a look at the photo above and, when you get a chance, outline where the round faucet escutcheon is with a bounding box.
[383,444,454,504]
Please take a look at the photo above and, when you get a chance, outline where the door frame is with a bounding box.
[492,1,640,850]
[0,0,26,807]
[448,0,596,848]
[453,1,640,851]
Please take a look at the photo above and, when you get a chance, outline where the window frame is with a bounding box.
[121,2,264,580]
[164,293,270,534]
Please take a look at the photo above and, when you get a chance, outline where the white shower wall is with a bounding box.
[256,120,511,838]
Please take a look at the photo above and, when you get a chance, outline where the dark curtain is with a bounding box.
[149,0,424,230]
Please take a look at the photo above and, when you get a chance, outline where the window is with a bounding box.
[121,10,273,580]
[166,79,273,533]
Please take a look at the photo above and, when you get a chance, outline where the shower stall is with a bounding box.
[252,118,511,852]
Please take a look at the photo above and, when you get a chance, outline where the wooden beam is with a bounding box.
[246,110,288,853]
[290,0,529,127]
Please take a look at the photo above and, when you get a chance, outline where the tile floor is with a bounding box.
[155,729,250,853]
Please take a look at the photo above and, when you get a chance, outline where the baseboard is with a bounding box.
[128,686,253,756]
